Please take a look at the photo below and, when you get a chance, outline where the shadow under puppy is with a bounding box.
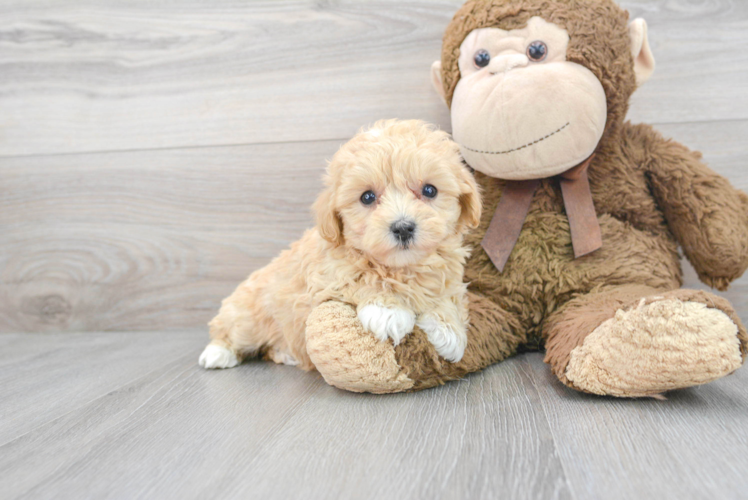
[199,119,482,371]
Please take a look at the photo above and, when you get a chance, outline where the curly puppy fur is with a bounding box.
[201,119,481,369]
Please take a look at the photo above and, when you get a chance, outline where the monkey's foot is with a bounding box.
[565,296,743,397]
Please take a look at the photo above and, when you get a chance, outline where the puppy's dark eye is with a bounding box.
[527,41,548,62]
[422,184,438,199]
[360,190,376,205]
[474,49,490,68]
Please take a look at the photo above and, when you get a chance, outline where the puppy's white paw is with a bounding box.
[358,304,416,345]
[417,316,467,363]
[199,344,239,369]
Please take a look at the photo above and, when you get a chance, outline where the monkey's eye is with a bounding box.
[527,41,548,62]
[360,190,376,205]
[473,49,490,68]
[422,184,438,199]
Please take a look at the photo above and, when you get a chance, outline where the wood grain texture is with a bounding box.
[527,354,748,500]
[0,331,203,445]
[2,334,747,500]
[0,332,570,500]
[0,140,336,332]
[219,359,570,500]
[2,120,746,333]
[0,330,327,499]
[624,0,748,125]
[2,1,748,499]
[0,0,456,156]
[1,0,747,333]
[0,0,746,157]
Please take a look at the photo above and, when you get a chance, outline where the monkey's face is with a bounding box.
[448,17,608,180]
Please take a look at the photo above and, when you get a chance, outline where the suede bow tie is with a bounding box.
[481,155,602,272]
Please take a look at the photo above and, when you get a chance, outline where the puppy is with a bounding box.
[199,119,481,370]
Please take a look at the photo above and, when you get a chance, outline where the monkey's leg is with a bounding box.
[543,286,747,397]
[305,292,524,393]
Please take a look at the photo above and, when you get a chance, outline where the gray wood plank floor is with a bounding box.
[2,331,748,499]
[2,0,748,498]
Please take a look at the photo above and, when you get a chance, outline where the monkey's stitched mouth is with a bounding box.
[460,122,570,155]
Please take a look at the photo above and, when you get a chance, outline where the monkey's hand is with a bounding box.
[647,132,748,291]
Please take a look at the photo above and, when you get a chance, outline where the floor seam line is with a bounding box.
[524,356,580,500]
[0,137,352,160]
[0,348,199,449]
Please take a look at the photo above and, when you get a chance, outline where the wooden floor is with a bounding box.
[3,332,748,499]
[2,0,748,498]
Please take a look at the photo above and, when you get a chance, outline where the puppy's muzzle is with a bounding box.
[390,219,417,247]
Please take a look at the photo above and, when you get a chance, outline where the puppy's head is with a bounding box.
[314,119,481,268]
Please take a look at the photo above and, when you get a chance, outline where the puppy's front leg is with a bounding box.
[416,301,468,363]
[357,300,416,346]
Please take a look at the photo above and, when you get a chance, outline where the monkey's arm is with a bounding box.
[646,130,748,291]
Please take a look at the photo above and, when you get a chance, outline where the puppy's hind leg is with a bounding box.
[199,342,240,370]
[199,298,273,370]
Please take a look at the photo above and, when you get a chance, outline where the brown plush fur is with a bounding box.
[544,287,748,391]
[305,0,748,395]
[394,291,525,389]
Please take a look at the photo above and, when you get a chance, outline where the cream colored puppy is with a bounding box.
[199,119,481,370]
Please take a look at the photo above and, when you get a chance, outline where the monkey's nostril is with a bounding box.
[390,220,417,244]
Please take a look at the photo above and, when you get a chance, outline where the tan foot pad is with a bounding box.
[566,299,742,397]
[306,301,414,394]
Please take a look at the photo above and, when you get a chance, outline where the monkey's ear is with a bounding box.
[313,185,344,246]
[629,18,656,87]
[431,60,447,104]
[457,166,482,231]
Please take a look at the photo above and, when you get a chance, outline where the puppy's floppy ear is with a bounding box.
[313,182,344,245]
[456,165,482,231]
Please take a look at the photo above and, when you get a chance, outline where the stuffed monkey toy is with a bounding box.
[304,0,748,396]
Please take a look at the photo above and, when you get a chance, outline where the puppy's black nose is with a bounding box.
[391,220,416,245]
